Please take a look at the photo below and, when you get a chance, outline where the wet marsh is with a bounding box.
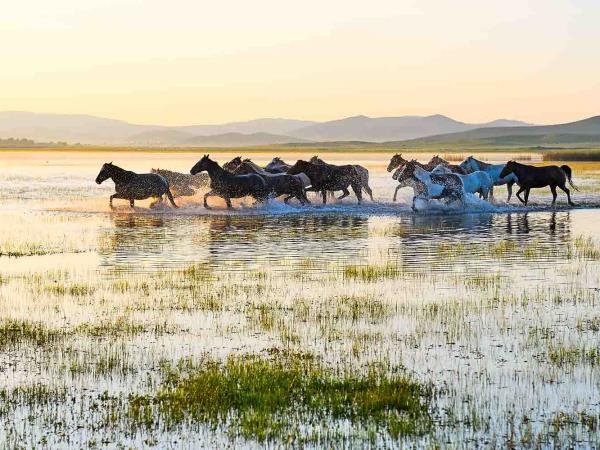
[1,151,600,447]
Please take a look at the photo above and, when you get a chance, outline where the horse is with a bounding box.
[387,153,437,173]
[190,155,268,209]
[95,162,178,208]
[393,160,465,208]
[428,155,467,175]
[232,159,310,205]
[499,161,577,206]
[264,157,292,174]
[287,160,363,204]
[391,172,428,209]
[309,156,374,201]
[432,164,494,200]
[151,168,209,197]
[222,156,243,173]
[459,156,519,202]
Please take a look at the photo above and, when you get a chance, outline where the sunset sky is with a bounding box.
[2,0,599,125]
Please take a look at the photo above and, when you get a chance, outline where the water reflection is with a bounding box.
[96,210,576,275]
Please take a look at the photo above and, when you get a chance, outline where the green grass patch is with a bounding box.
[128,352,434,443]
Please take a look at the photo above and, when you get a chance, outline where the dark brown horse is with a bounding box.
[499,161,577,206]
[287,160,363,204]
[232,159,310,205]
[428,155,467,175]
[309,156,374,201]
[264,157,292,174]
[387,154,437,173]
[190,155,268,209]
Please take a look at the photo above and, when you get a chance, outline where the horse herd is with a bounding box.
[95,154,578,210]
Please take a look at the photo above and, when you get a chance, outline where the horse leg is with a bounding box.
[129,199,135,208]
[225,197,233,209]
[515,187,526,204]
[558,183,575,206]
[109,194,120,208]
[489,185,494,202]
[506,181,515,203]
[322,190,327,204]
[393,184,402,202]
[550,185,558,206]
[203,190,215,209]
[524,188,531,206]
[337,188,350,200]
[351,183,363,204]
[363,183,374,202]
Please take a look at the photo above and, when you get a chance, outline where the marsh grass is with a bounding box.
[548,346,600,367]
[343,263,404,282]
[128,352,434,443]
[0,319,67,348]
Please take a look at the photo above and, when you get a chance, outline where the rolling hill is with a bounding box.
[406,116,600,145]
[0,111,534,146]
[291,114,532,142]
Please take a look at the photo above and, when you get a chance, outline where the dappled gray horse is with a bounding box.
[96,162,178,208]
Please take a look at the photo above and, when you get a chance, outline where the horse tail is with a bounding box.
[166,187,179,208]
[561,165,579,191]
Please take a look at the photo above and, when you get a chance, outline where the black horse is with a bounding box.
[287,160,363,204]
[95,162,178,208]
[499,161,577,206]
[190,155,268,209]
[309,156,374,201]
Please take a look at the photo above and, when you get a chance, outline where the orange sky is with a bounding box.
[1,0,599,125]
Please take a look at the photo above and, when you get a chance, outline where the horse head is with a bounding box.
[222,156,242,173]
[499,160,517,178]
[95,162,115,184]
[387,154,405,172]
[429,155,448,166]
[287,160,310,175]
[190,154,212,175]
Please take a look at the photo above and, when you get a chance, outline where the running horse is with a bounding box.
[393,160,465,209]
[309,156,375,201]
[287,160,364,204]
[190,155,268,209]
[95,162,178,208]
[459,156,519,202]
[499,161,577,206]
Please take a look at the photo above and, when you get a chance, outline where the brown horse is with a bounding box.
[499,161,577,206]
[387,154,437,173]
[428,155,467,175]
[288,160,363,204]
[232,159,310,205]
[309,156,374,201]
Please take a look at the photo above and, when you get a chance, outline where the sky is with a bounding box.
[1,0,599,125]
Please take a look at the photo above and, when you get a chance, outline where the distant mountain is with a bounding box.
[0,112,316,145]
[291,114,533,142]
[183,132,309,147]
[176,118,317,136]
[406,115,600,145]
[0,111,536,146]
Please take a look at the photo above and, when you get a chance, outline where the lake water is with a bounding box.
[1,151,599,448]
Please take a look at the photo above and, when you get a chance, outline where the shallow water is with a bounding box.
[1,151,600,448]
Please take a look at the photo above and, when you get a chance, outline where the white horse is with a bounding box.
[459,156,519,202]
[432,164,494,200]
[393,160,465,210]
